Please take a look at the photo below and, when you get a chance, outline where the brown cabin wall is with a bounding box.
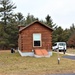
[18,23,52,52]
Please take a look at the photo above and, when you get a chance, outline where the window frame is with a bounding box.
[33,33,42,47]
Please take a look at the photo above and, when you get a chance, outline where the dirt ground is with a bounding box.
[0,50,10,52]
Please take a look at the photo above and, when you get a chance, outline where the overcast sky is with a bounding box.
[12,0,75,29]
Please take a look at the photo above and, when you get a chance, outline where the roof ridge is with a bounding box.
[19,20,53,32]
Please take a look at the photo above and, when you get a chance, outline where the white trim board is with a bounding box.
[18,50,34,56]
[18,49,52,57]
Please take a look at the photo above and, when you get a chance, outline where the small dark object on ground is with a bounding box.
[11,48,15,53]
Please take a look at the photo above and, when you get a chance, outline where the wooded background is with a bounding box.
[0,0,75,49]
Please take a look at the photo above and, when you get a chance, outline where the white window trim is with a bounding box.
[33,33,42,47]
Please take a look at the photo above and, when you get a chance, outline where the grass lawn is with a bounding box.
[66,48,75,54]
[0,50,75,75]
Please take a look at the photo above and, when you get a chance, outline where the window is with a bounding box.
[33,34,41,47]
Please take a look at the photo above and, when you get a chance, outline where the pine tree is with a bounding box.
[45,14,55,28]
[0,0,16,25]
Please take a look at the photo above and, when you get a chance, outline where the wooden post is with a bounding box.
[63,47,65,54]
[57,48,60,64]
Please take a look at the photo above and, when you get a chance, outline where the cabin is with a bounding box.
[18,20,53,57]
